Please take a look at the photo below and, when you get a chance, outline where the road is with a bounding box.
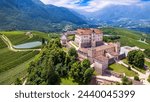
[96,75,122,83]
[0,34,41,52]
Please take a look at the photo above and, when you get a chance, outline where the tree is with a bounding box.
[69,62,82,83]
[15,78,22,85]
[127,50,137,64]
[144,49,150,59]
[70,60,94,85]
[50,48,66,65]
[42,38,46,45]
[133,51,145,68]
[68,47,78,58]
[134,76,140,81]
[121,76,132,85]
[47,67,60,85]
[81,59,91,69]
[127,50,145,68]
[27,40,64,85]
[54,38,62,48]
[83,68,94,84]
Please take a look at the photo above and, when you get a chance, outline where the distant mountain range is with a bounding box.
[0,0,150,33]
[81,4,150,33]
[0,0,86,32]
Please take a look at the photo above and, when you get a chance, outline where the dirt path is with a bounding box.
[23,78,27,85]
[0,34,41,52]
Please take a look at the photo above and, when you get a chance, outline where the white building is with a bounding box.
[120,46,145,56]
[75,28,103,48]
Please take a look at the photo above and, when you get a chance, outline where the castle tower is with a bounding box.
[91,30,96,47]
[114,42,120,53]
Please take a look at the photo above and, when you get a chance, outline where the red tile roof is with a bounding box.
[95,55,109,62]
[94,44,115,52]
[77,28,103,35]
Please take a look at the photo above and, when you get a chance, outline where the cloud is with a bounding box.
[40,0,150,12]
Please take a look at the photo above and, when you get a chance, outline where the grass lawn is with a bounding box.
[61,77,78,85]
[67,35,75,40]
[122,59,128,64]
[109,63,138,77]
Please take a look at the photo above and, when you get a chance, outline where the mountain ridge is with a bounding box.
[0,0,86,32]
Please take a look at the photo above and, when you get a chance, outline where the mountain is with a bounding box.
[0,0,86,32]
[92,4,150,21]
[83,4,150,33]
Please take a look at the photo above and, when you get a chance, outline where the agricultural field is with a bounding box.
[102,28,150,49]
[0,37,7,49]
[0,31,52,45]
[0,31,55,84]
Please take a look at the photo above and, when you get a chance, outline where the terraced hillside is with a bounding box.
[102,27,150,49]
[0,31,52,85]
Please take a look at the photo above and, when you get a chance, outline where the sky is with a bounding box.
[40,0,150,12]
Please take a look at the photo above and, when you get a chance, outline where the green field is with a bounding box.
[102,28,150,49]
[108,63,138,77]
[0,37,7,49]
[67,35,75,40]
[0,31,52,45]
[0,31,52,84]
[0,48,38,73]
[0,58,34,85]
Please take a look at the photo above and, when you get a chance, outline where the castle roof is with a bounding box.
[95,55,109,62]
[77,28,103,35]
[94,44,115,52]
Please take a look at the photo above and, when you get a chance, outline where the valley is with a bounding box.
[0,28,149,85]
[0,0,150,85]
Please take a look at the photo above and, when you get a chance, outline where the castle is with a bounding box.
[61,28,123,75]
